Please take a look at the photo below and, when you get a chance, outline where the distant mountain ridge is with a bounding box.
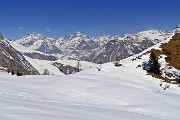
[55,31,98,52]
[0,25,179,75]
[12,25,180,63]
[15,32,62,54]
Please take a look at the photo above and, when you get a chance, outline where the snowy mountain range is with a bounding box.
[56,31,99,52]
[15,32,62,54]
[0,24,180,75]
[13,25,179,63]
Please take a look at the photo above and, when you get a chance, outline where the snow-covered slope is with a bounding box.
[24,57,64,75]
[129,29,170,43]
[10,40,43,53]
[25,57,98,75]
[0,56,180,120]
[9,41,59,61]
[1,32,180,119]
[121,31,180,82]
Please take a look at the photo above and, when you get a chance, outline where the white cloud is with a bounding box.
[18,26,24,29]
[11,26,24,30]
[46,28,52,32]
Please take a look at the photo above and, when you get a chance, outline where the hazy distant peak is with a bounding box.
[73,31,86,38]
[26,32,46,38]
[75,31,82,35]
[175,24,180,28]
[173,24,180,33]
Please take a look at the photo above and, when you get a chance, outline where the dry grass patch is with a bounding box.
[145,34,180,84]
[160,33,180,69]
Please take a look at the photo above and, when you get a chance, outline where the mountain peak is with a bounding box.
[74,31,83,37]
[27,32,46,37]
[175,24,180,28]
[173,24,180,33]
[75,31,82,35]
[23,32,55,41]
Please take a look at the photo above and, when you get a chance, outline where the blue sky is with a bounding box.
[0,0,180,39]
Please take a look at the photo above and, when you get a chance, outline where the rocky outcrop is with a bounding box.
[0,33,39,75]
[24,52,58,61]
[79,39,156,63]
[52,62,79,75]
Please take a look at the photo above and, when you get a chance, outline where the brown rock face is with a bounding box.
[161,33,180,69]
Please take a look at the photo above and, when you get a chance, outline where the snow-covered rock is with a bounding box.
[174,24,180,33]
[56,31,98,52]
[15,32,62,54]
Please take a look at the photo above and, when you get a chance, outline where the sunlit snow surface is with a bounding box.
[1,33,179,120]
[0,60,180,120]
